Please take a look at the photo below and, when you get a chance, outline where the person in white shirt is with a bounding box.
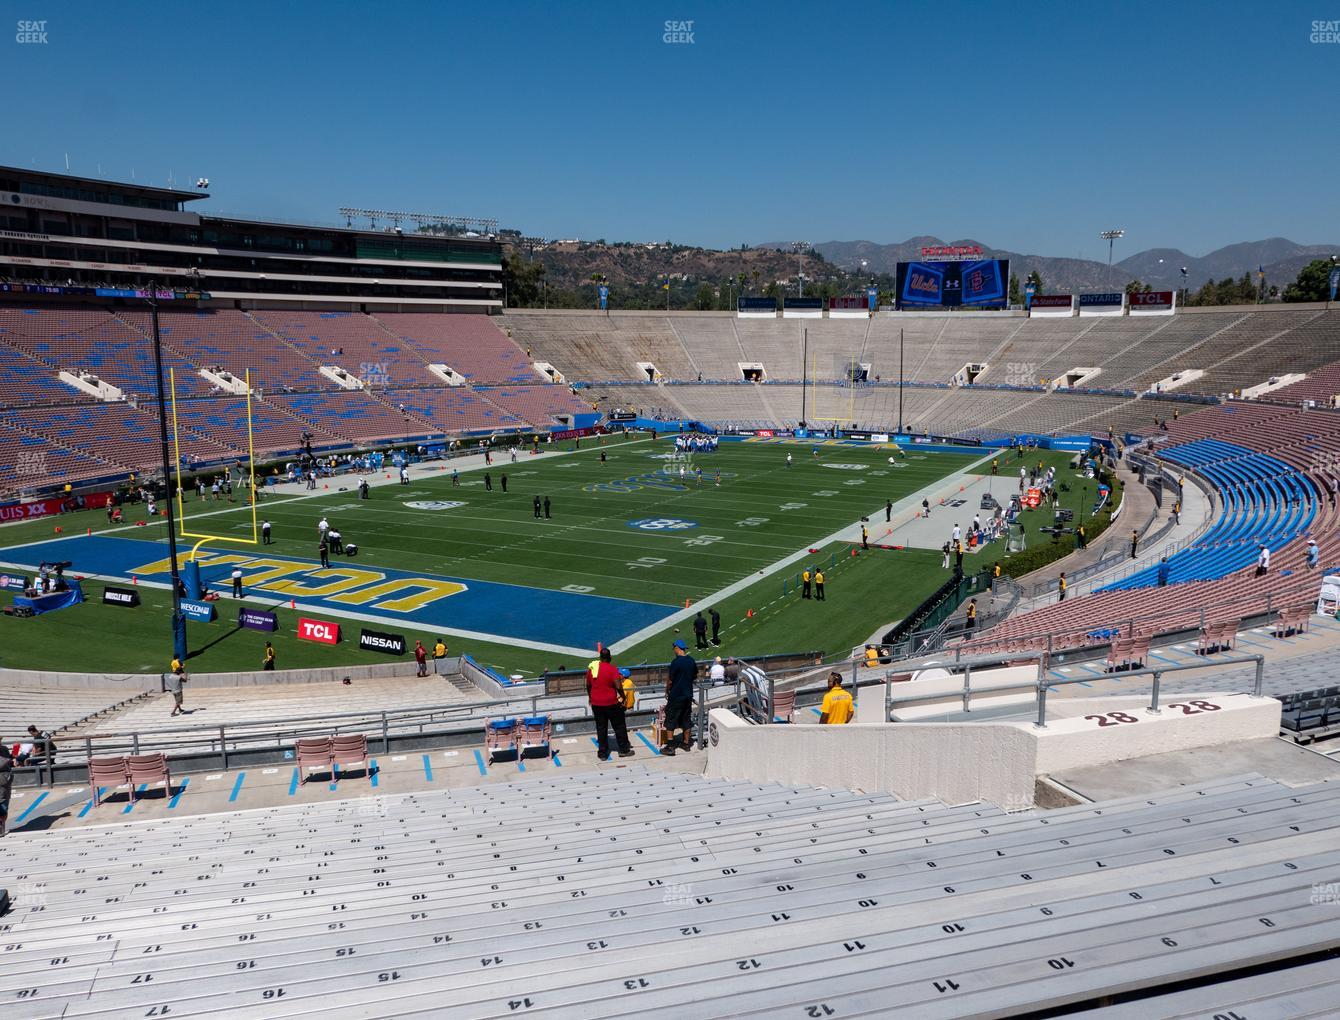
[1256,545,1270,576]
[952,523,961,543]
[709,656,726,685]
[318,517,329,537]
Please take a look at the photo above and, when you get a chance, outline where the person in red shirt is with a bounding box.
[586,647,634,761]
[413,640,428,677]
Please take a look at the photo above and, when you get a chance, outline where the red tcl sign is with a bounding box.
[297,617,341,645]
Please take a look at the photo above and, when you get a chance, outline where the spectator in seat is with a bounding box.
[23,725,55,765]
[819,672,854,725]
[586,648,633,761]
[709,656,726,685]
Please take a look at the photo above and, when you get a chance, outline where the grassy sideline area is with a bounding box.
[0,435,979,677]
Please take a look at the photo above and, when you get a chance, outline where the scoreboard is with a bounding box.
[896,258,1009,309]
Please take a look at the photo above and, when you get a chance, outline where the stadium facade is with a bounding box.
[0,165,502,310]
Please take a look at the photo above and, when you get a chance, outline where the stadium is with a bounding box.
[4,6,1340,1017]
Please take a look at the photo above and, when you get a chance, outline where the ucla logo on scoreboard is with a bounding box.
[404,500,466,510]
[627,518,699,531]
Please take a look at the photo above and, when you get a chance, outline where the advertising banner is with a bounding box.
[359,627,406,655]
[238,607,278,632]
[298,617,341,645]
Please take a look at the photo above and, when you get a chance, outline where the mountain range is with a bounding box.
[775,237,1338,294]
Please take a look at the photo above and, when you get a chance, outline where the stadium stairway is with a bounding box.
[2,769,1339,1016]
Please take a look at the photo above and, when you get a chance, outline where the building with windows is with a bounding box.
[0,166,502,311]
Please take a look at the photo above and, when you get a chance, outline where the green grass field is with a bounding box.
[0,435,977,676]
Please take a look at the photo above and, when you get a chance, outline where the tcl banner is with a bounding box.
[298,617,341,645]
[1129,290,1176,312]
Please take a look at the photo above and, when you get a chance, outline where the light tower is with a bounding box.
[1100,229,1125,288]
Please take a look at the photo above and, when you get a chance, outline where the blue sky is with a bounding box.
[4,0,1337,258]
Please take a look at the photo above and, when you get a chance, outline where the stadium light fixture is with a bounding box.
[1100,229,1125,287]
[791,241,809,298]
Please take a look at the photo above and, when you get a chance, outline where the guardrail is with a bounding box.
[727,648,1266,731]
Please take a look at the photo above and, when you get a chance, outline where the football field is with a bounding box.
[0,435,981,675]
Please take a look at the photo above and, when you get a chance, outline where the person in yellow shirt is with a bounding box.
[432,637,448,673]
[863,644,879,668]
[814,568,825,601]
[819,673,853,724]
[801,569,812,599]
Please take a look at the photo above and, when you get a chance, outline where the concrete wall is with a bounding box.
[706,709,1037,807]
[705,690,1280,809]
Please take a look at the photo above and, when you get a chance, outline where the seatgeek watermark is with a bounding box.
[16,19,48,43]
[1310,19,1340,42]
[663,19,694,44]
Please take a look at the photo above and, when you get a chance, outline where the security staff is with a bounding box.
[814,568,826,601]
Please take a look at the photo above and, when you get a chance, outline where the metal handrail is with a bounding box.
[757,651,1266,730]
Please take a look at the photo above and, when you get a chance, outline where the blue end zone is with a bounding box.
[0,535,678,650]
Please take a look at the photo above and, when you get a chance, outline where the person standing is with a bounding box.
[1157,557,1170,586]
[399,464,409,485]
[543,496,551,519]
[327,528,343,554]
[941,541,951,570]
[501,474,508,493]
[263,642,276,671]
[318,516,330,539]
[922,498,931,518]
[814,567,826,601]
[801,568,812,599]
[1256,545,1270,577]
[709,606,721,645]
[262,518,272,544]
[166,661,188,717]
[231,565,243,599]
[587,648,634,761]
[1307,538,1320,569]
[414,640,428,678]
[0,743,12,837]
[693,611,708,649]
[819,672,854,725]
[533,495,542,519]
[600,450,606,467]
[1171,500,1181,526]
[965,598,978,631]
[319,538,330,569]
[952,522,961,544]
[484,473,492,492]
[1130,529,1139,559]
[1075,523,1086,550]
[786,452,792,469]
[452,467,460,487]
[885,499,892,523]
[1058,572,1068,602]
[861,525,869,551]
[511,447,518,464]
[432,637,448,673]
[954,541,964,573]
[661,639,697,755]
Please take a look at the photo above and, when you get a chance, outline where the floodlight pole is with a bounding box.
[146,278,187,662]
[800,327,809,425]
[1100,229,1125,289]
[897,328,905,435]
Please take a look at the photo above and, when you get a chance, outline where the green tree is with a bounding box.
[1283,259,1338,302]
[694,282,716,310]
[1124,279,1153,296]
[1008,273,1021,305]
[502,255,546,307]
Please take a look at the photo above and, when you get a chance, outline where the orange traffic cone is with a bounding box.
[851,547,858,557]
[684,597,692,608]
[53,526,62,534]
[87,527,92,536]
[746,608,754,618]
[132,576,138,585]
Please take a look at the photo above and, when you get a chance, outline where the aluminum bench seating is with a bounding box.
[5,771,1337,1017]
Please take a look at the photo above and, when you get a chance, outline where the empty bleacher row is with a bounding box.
[964,402,1340,656]
[3,769,1338,1016]
[1102,439,1316,590]
[0,686,148,744]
